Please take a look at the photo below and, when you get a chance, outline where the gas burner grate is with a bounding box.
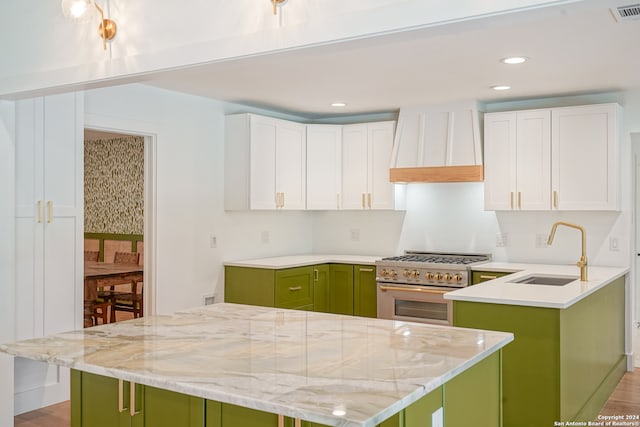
[381,253,490,265]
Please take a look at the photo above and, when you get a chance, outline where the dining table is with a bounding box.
[84,261,144,303]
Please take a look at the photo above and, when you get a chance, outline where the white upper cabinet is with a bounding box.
[225,114,306,210]
[306,125,342,210]
[484,110,551,210]
[484,103,620,211]
[342,121,395,210]
[551,104,619,211]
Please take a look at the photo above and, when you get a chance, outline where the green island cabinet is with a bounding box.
[71,351,501,427]
[453,277,626,427]
[225,264,377,318]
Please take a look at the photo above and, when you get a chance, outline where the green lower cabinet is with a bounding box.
[71,370,204,427]
[275,266,314,309]
[225,266,276,307]
[328,264,354,315]
[354,264,377,318]
[453,278,625,427]
[470,270,513,285]
[206,401,221,427]
[312,264,330,313]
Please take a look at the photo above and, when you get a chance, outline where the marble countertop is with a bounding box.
[445,262,629,309]
[0,303,512,427]
[224,254,382,269]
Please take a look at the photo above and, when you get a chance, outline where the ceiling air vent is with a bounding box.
[612,4,640,21]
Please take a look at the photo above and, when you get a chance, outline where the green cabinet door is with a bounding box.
[470,270,513,285]
[224,266,275,307]
[221,403,278,427]
[353,264,377,318]
[72,370,205,427]
[312,264,330,313]
[275,266,314,309]
[329,264,354,315]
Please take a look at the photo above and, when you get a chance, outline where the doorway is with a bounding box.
[83,128,153,325]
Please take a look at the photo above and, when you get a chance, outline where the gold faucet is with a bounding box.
[547,221,588,281]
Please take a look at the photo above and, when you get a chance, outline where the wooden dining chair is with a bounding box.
[84,250,99,262]
[109,251,143,322]
[84,250,110,326]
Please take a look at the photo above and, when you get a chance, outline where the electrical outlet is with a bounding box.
[261,231,270,244]
[496,233,508,247]
[536,234,549,248]
[210,235,217,248]
[350,229,360,242]
[432,407,443,427]
[609,237,619,251]
[203,294,216,305]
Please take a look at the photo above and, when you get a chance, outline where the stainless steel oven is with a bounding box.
[376,251,490,325]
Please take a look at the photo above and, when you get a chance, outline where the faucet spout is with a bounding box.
[547,221,588,281]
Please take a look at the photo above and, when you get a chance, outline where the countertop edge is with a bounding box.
[224,254,381,269]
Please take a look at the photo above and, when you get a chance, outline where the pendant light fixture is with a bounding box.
[61,0,117,50]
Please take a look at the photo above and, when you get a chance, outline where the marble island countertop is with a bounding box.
[0,303,512,427]
[224,254,382,268]
[445,262,629,309]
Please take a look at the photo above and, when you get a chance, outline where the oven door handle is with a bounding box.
[378,285,450,295]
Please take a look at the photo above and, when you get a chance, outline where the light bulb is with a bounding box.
[61,0,93,20]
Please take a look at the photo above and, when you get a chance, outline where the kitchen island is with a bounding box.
[1,303,512,427]
[445,263,629,427]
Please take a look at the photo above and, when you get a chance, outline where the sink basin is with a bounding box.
[508,274,578,286]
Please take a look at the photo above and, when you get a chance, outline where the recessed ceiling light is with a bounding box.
[491,85,512,91]
[501,56,528,65]
[331,102,347,107]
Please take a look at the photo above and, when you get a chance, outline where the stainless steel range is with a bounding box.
[376,251,490,325]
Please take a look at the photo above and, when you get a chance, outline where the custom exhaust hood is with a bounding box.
[389,102,484,183]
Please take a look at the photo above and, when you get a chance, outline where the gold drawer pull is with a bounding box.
[361,193,365,209]
[47,201,53,223]
[553,190,558,208]
[479,275,498,280]
[37,200,43,223]
[288,286,302,291]
[118,379,125,413]
[510,192,514,210]
[367,192,372,209]
[517,192,522,209]
[130,382,141,416]
[359,268,374,272]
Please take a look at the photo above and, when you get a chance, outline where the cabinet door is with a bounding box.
[222,403,278,427]
[329,264,354,315]
[368,122,395,210]
[552,104,618,210]
[250,116,278,209]
[483,112,517,210]
[516,110,551,210]
[353,265,377,318]
[276,121,306,210]
[306,125,341,210]
[224,266,275,307]
[312,264,330,313]
[341,125,369,210]
[275,267,314,309]
[144,386,205,427]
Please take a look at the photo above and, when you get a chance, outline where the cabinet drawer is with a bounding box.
[275,267,313,309]
[471,271,513,285]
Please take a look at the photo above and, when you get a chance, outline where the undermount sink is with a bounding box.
[508,274,578,286]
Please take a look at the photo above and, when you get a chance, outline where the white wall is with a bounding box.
[0,100,15,344]
[84,84,313,314]
[0,0,572,97]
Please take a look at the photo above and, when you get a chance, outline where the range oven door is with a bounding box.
[377,282,454,326]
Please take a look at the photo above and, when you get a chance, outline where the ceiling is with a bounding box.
[145,0,640,119]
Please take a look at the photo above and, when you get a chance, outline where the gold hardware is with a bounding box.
[379,285,449,295]
[313,269,318,281]
[361,193,365,209]
[295,419,301,427]
[359,268,374,273]
[510,192,514,210]
[95,1,117,51]
[547,221,588,281]
[518,192,522,209]
[288,286,302,291]
[479,275,498,280]
[368,193,372,209]
[553,191,558,208]
[37,200,43,223]
[117,379,125,413]
[61,1,117,51]
[47,201,53,223]
[130,382,140,416]
[277,415,284,427]
[272,0,286,15]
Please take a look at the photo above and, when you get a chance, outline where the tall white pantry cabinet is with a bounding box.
[13,93,84,413]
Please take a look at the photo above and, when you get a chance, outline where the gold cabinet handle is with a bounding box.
[37,200,43,223]
[118,379,125,413]
[288,286,302,291]
[46,201,53,223]
[278,415,285,427]
[368,193,372,209]
[510,192,514,210]
[479,275,498,280]
[517,192,522,210]
[359,268,374,272]
[130,382,141,416]
[313,269,319,281]
[553,191,558,209]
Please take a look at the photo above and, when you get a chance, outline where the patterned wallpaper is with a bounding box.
[84,136,144,234]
